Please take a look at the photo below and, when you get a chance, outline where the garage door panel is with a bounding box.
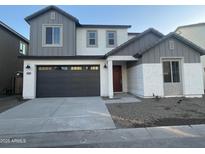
[36,65,100,97]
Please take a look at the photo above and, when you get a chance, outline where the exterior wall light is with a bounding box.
[104,64,107,68]
[26,65,31,69]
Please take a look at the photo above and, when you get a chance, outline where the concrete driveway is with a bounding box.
[0,97,115,135]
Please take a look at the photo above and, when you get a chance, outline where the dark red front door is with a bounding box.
[113,66,122,92]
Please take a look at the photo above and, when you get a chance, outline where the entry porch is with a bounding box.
[107,56,138,98]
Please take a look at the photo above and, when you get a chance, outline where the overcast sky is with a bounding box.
[1,5,205,39]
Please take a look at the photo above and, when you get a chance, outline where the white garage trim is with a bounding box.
[23,59,108,99]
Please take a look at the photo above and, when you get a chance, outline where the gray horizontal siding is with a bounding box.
[29,10,76,56]
[115,33,161,56]
[142,37,201,63]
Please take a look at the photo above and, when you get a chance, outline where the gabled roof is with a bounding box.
[0,20,29,43]
[25,5,79,24]
[175,22,205,31]
[105,28,164,57]
[133,32,205,58]
[77,24,131,28]
[25,6,132,29]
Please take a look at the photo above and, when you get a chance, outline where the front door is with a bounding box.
[162,59,183,96]
[113,65,122,92]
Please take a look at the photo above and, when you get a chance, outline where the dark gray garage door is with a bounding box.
[36,65,100,97]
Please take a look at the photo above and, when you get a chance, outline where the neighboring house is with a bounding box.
[21,5,204,99]
[0,21,29,95]
[175,23,205,89]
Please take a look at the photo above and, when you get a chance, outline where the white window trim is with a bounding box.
[19,41,27,55]
[161,58,182,83]
[106,31,117,48]
[42,24,63,47]
[87,30,98,48]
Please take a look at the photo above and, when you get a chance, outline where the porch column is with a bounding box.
[108,60,114,98]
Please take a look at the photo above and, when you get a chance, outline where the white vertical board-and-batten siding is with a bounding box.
[127,63,204,98]
[76,28,128,55]
[23,60,109,99]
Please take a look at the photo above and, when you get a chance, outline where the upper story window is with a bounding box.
[42,24,63,47]
[87,30,97,47]
[19,41,27,55]
[106,31,117,47]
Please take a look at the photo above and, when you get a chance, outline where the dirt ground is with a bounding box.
[0,96,26,113]
[106,95,205,128]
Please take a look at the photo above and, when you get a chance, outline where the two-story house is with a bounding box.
[175,23,205,90]
[0,21,29,96]
[21,6,205,99]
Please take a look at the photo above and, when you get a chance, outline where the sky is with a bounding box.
[1,5,205,39]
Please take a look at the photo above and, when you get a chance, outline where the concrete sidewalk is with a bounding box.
[0,124,205,147]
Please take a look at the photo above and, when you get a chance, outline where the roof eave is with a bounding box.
[128,32,140,35]
[175,23,205,32]
[18,55,106,60]
[77,24,131,29]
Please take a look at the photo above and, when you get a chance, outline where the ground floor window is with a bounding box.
[163,60,180,83]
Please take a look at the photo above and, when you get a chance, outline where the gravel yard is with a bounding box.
[106,96,205,128]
